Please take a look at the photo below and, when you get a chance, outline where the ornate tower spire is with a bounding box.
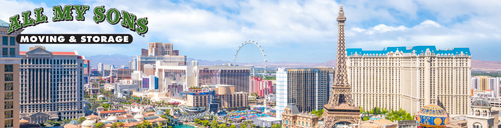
[338,5,346,21]
[320,5,360,127]
[335,4,348,87]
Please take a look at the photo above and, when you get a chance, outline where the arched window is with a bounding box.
[286,120,288,124]
[473,122,482,128]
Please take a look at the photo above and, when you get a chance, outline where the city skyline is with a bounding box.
[0,0,500,63]
[1,1,500,127]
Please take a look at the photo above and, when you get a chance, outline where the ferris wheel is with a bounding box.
[233,40,267,78]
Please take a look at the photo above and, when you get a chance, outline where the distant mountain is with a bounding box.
[87,54,135,67]
[188,58,336,68]
[187,58,232,65]
[87,55,501,71]
[235,59,501,71]
[472,60,501,71]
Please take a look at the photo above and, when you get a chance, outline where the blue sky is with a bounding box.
[1,0,501,63]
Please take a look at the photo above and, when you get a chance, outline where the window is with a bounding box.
[2,48,7,56]
[4,74,13,81]
[4,83,12,91]
[5,119,12,127]
[5,92,13,100]
[9,48,14,56]
[4,65,12,72]
[473,123,482,128]
[5,101,12,109]
[4,110,12,118]
[2,36,7,45]
[9,37,15,46]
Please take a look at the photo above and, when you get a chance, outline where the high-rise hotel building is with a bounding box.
[19,46,85,123]
[0,19,22,128]
[136,42,186,72]
[347,46,471,115]
[285,68,335,112]
[471,76,500,97]
[275,68,287,119]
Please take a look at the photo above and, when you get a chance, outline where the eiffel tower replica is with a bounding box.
[319,5,361,128]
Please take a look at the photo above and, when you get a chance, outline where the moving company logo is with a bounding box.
[7,5,148,44]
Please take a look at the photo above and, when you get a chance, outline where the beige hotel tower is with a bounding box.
[0,19,22,128]
[347,46,471,115]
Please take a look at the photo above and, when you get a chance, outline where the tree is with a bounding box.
[311,109,324,117]
[117,122,124,127]
[61,119,72,124]
[78,117,87,123]
[95,122,105,128]
[230,124,237,128]
[53,122,61,126]
[111,122,124,128]
[384,108,414,122]
[362,116,370,121]
[102,103,111,111]
[165,109,171,116]
[45,120,54,125]
[372,107,381,115]
[211,120,219,128]
[251,93,258,98]
[241,124,247,128]
[403,113,414,120]
[155,122,163,128]
[194,119,201,124]
[136,120,153,128]
[271,124,282,128]
[218,123,227,128]
[203,120,210,127]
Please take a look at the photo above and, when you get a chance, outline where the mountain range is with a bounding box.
[86,54,501,71]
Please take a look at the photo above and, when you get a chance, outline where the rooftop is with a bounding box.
[99,110,126,114]
[347,46,470,56]
[285,103,300,114]
[0,19,8,28]
[472,99,491,108]
[20,51,77,55]
[203,84,235,88]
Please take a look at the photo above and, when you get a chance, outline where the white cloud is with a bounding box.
[416,20,441,28]
[356,24,409,35]
[0,0,500,62]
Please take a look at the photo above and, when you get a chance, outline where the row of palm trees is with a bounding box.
[359,107,415,122]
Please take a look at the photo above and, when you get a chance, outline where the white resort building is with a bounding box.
[19,46,85,123]
[347,46,471,116]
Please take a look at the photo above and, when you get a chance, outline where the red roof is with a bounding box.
[19,51,76,55]
[99,110,126,114]
[50,52,76,55]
